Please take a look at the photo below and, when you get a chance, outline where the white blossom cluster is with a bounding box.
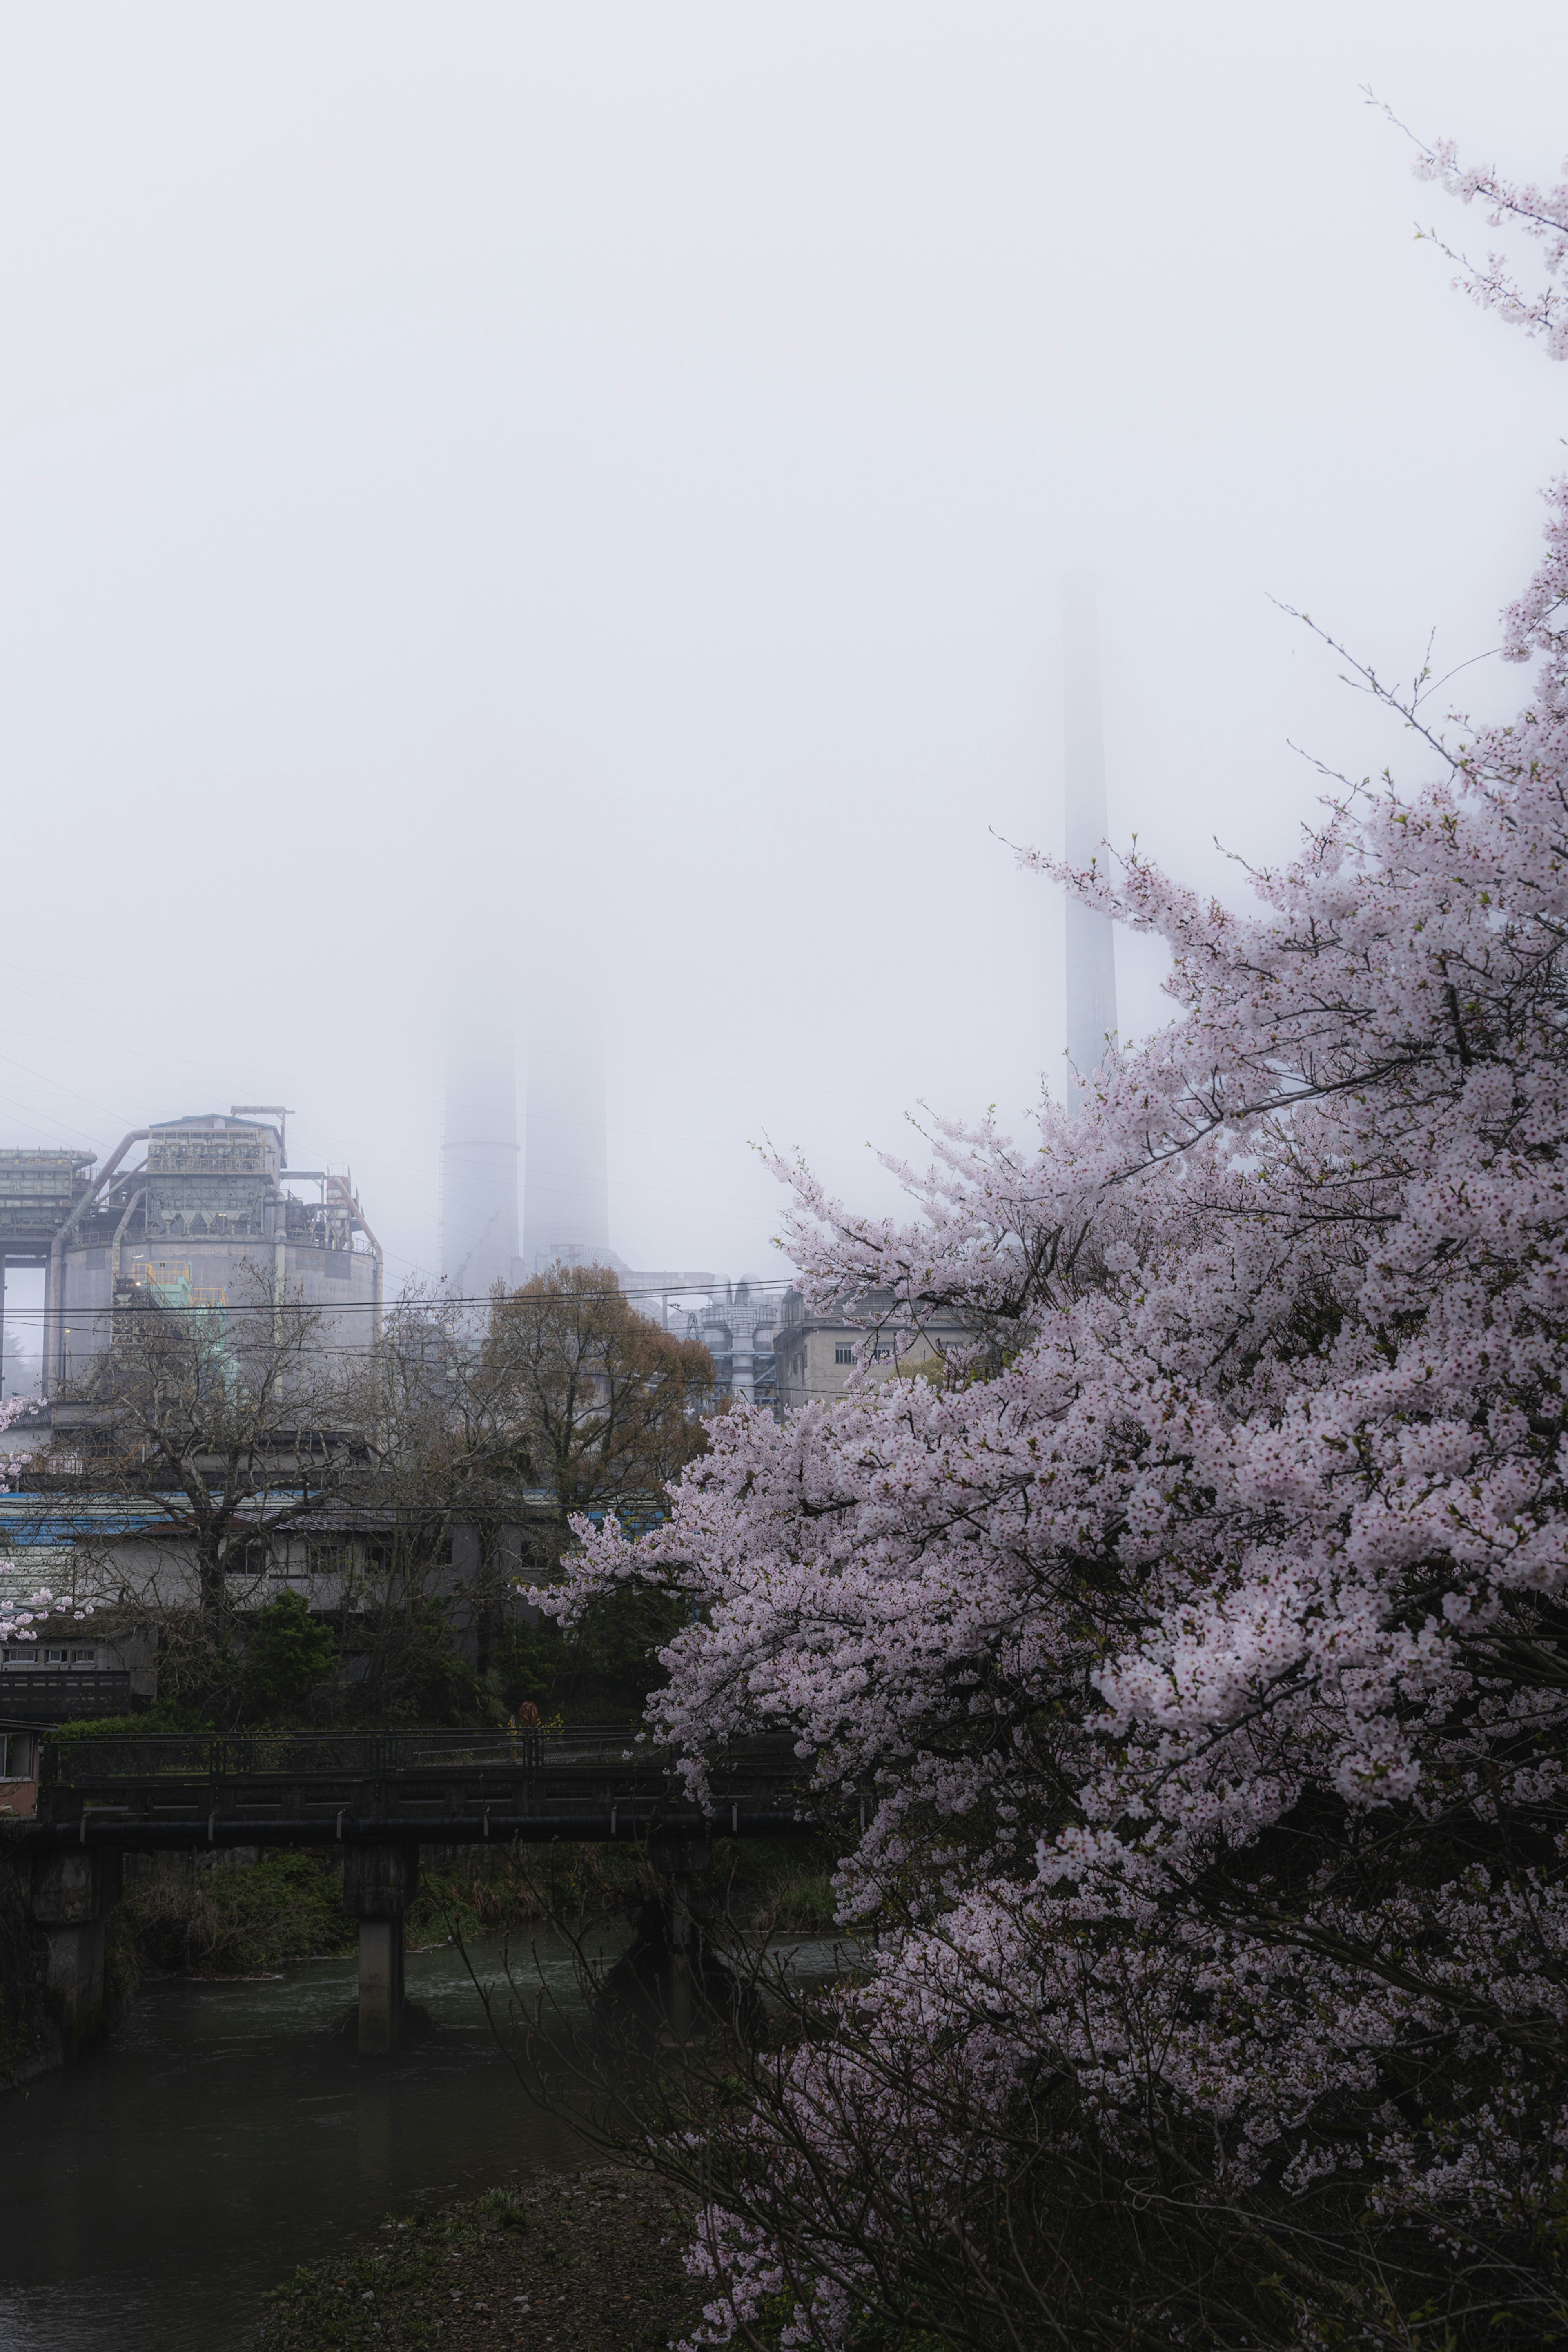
[0,1575,90,1645]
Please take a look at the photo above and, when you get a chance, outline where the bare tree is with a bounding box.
[482,1263,713,1527]
[33,1268,365,1697]
[22,1265,715,1721]
[332,1281,532,1710]
[348,1267,714,1695]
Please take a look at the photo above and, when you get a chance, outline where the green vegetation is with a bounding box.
[472,2185,530,2231]
[53,1698,212,1739]
[240,1591,339,1719]
[111,1835,844,1980]
[486,1578,689,1723]
[407,1837,842,1950]
[122,1852,356,1975]
[409,1848,649,1942]
[256,2208,474,2352]
[744,1865,839,1935]
[54,1568,683,1735]
[337,1599,488,1727]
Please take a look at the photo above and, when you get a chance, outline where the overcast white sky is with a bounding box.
[0,2,1564,1332]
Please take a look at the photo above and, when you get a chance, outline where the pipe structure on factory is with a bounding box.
[46,1131,149,1393]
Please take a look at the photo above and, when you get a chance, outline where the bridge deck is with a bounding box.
[11,1728,832,2065]
[18,1725,822,1849]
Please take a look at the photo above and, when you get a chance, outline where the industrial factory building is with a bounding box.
[0,1109,382,1394]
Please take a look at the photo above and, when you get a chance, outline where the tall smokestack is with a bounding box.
[1063,573,1118,1099]
[521,996,610,1276]
[441,997,520,1298]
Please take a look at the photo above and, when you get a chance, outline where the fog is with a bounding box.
[0,2,1563,1341]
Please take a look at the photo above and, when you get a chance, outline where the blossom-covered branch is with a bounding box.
[544,120,1568,2349]
[1372,91,1568,362]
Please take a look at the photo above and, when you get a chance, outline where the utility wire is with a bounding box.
[0,1274,800,1323]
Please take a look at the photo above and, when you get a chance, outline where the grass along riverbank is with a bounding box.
[251,2165,701,2352]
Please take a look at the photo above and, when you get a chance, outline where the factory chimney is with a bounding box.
[441,994,521,1300]
[521,988,610,1276]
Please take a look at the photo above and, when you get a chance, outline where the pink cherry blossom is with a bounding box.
[544,125,1568,2345]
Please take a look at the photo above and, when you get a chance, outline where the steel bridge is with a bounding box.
[9,1726,823,2056]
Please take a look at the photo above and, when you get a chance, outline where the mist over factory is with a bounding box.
[0,573,1124,1421]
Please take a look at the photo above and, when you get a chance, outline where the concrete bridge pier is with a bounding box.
[343,1843,419,2055]
[649,1822,712,2042]
[31,1849,121,2059]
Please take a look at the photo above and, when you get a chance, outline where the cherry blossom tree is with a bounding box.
[1379,95,1568,363]
[550,127,1568,2349]
[0,1394,67,1644]
[0,1588,90,1645]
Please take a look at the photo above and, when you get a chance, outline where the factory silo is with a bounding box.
[47,1113,381,1388]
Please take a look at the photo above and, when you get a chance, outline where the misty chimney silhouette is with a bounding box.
[441,995,521,1298]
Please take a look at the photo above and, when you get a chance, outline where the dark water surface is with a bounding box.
[0,1933,612,2352]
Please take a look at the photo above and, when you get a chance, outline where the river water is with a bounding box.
[0,1932,612,2352]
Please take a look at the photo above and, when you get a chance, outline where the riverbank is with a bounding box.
[0,1911,852,2350]
[0,1943,593,2352]
[252,2164,702,2352]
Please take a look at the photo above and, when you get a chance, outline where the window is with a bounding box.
[834,1345,855,1365]
[70,1647,96,1665]
[2,1646,35,1666]
[43,1647,68,1665]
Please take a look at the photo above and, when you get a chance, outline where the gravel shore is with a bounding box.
[252,2164,704,2352]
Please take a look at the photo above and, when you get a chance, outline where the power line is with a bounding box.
[0,1276,801,1323]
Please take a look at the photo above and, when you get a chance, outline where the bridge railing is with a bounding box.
[36,1724,657,1786]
